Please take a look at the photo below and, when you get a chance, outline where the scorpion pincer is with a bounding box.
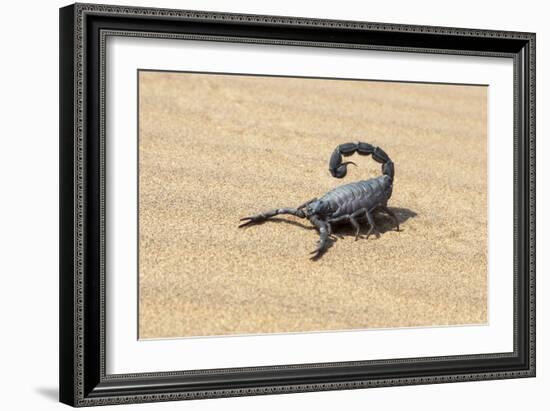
[239,142,400,259]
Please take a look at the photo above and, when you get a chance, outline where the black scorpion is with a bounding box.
[239,142,400,259]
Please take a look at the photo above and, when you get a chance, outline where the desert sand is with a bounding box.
[138,71,487,339]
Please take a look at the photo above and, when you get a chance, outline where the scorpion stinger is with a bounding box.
[239,142,400,259]
[329,142,394,180]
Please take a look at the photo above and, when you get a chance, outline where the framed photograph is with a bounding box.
[59,3,535,407]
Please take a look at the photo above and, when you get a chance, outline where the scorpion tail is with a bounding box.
[329,142,394,180]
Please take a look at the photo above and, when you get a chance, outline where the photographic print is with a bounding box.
[60,4,535,405]
[138,71,487,339]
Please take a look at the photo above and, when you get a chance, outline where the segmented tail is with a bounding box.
[329,142,394,180]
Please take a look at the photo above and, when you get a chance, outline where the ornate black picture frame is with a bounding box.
[59,3,535,407]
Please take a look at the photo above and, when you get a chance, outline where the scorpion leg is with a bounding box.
[349,217,361,241]
[350,208,368,241]
[327,214,365,240]
[365,210,381,239]
[378,205,400,232]
[326,215,349,239]
[309,216,330,259]
[239,207,306,228]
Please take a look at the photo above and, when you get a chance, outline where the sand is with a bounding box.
[138,71,487,339]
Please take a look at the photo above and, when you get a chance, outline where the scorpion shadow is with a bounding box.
[316,207,417,259]
[265,207,417,259]
[333,207,417,238]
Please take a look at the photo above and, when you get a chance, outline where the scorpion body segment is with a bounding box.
[316,175,393,219]
[239,142,399,259]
